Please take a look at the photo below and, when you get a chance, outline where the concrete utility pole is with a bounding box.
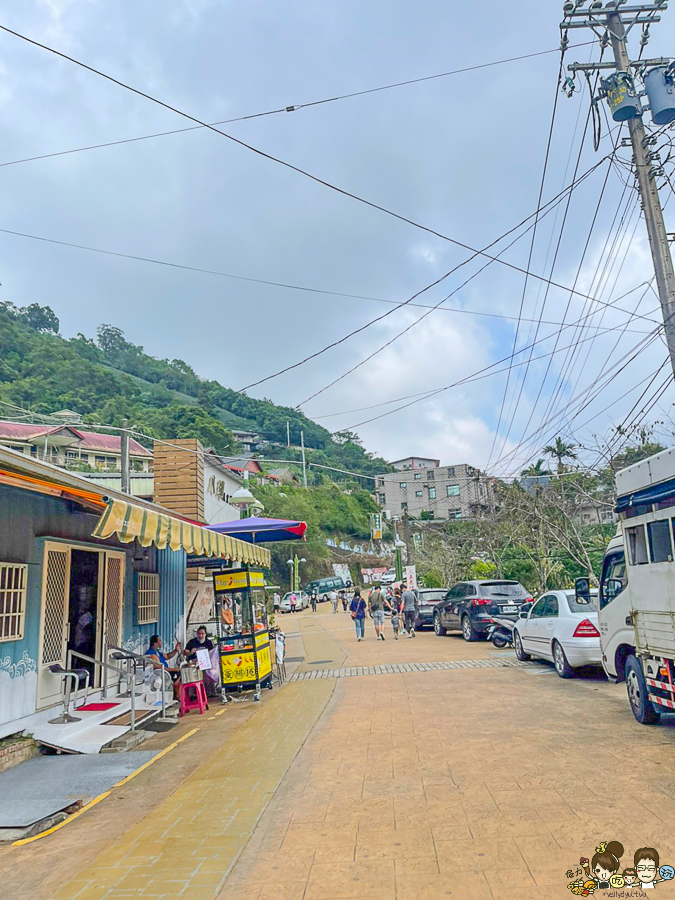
[561,0,675,378]
[120,419,131,494]
[300,430,308,488]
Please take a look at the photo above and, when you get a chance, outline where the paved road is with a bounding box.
[6,606,675,899]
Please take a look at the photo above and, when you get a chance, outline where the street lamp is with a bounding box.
[394,539,406,583]
[230,487,263,519]
[286,555,307,592]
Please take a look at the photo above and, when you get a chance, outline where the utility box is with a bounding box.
[603,71,642,121]
[645,66,675,125]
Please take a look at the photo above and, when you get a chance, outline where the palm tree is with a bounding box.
[520,459,550,478]
[543,437,578,474]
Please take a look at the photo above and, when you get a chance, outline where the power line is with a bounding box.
[342,310,663,431]
[0,42,597,170]
[0,25,644,335]
[486,49,567,472]
[0,221,652,333]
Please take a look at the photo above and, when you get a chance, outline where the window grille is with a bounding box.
[0,563,27,642]
[137,572,160,624]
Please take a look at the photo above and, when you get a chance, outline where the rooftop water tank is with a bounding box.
[644,66,675,126]
[603,71,642,121]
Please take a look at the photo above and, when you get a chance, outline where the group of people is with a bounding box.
[349,585,418,641]
[145,626,214,695]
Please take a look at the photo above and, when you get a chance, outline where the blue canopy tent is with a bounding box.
[207,516,307,544]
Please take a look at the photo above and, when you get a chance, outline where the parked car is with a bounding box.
[380,569,397,585]
[414,588,448,629]
[514,589,601,678]
[303,577,345,601]
[280,590,309,612]
[433,580,533,641]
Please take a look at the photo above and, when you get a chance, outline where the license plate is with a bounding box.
[502,605,517,613]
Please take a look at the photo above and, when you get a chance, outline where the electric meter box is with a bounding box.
[645,66,675,126]
[603,71,642,122]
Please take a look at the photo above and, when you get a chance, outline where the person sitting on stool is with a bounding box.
[146,634,182,697]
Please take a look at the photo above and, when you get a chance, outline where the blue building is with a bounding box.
[0,446,268,751]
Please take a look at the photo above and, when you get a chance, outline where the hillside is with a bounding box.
[0,302,390,479]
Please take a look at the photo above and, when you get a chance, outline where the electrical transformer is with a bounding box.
[603,71,642,121]
[644,65,675,126]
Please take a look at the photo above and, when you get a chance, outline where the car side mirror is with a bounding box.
[575,576,591,604]
[519,610,529,619]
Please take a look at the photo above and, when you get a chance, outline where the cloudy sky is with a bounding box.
[2,0,674,474]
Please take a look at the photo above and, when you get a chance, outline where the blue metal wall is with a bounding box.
[0,484,186,722]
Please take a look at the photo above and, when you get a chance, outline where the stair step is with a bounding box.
[101,729,150,753]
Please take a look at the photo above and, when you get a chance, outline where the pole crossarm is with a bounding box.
[568,56,673,70]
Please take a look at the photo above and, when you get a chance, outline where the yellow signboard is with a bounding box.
[214,569,265,592]
[220,642,272,686]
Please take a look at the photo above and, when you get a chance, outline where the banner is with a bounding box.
[370,512,383,541]
[404,565,418,590]
[361,566,388,585]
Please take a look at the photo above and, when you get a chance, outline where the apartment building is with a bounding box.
[375,462,496,520]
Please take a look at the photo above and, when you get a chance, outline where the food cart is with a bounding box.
[213,567,273,701]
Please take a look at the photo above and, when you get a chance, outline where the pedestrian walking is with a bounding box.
[340,590,348,612]
[310,590,318,613]
[273,592,281,616]
[289,592,297,614]
[350,589,367,641]
[369,585,386,641]
[401,586,418,637]
[386,589,401,640]
[330,589,338,614]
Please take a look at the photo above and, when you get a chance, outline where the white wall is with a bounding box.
[203,460,241,524]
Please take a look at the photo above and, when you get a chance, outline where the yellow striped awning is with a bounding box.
[91,498,270,567]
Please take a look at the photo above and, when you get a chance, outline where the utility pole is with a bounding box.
[286,420,290,449]
[120,419,130,494]
[561,0,675,377]
[300,430,308,488]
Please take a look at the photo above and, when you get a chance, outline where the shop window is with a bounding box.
[648,520,673,563]
[0,563,27,642]
[626,525,648,565]
[447,484,460,497]
[137,573,160,624]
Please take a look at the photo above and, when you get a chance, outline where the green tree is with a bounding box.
[543,437,578,474]
[19,303,59,333]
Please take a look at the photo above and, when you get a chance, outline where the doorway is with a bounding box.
[68,549,101,684]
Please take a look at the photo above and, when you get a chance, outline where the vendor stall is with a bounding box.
[213,567,272,701]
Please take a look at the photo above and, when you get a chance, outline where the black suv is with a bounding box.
[433,580,533,642]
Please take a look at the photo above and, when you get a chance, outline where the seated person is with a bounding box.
[146,634,182,696]
[184,626,213,662]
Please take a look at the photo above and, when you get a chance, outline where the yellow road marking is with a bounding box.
[12,727,199,846]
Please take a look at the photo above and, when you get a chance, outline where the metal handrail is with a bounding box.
[109,648,157,730]
[66,649,125,700]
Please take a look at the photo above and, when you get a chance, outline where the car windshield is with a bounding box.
[417,591,446,604]
[480,582,528,598]
[566,592,598,613]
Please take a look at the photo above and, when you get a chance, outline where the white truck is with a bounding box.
[588,446,675,724]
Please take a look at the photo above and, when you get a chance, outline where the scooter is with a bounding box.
[487,615,516,649]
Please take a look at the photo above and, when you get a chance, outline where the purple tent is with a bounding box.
[207,516,307,544]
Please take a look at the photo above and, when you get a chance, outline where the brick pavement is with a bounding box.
[8,607,675,898]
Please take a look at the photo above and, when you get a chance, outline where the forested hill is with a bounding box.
[0,302,390,480]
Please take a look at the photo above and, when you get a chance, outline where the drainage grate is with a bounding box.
[307,659,333,665]
[290,658,536,680]
[285,656,305,663]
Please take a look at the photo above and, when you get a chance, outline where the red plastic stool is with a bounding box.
[178,680,209,717]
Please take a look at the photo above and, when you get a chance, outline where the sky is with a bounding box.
[2,0,675,475]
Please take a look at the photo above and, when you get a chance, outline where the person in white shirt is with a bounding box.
[330,590,338,613]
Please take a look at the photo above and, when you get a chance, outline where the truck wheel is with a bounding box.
[433,612,446,636]
[626,655,661,725]
[553,641,575,679]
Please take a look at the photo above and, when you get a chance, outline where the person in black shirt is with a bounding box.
[184,626,214,662]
